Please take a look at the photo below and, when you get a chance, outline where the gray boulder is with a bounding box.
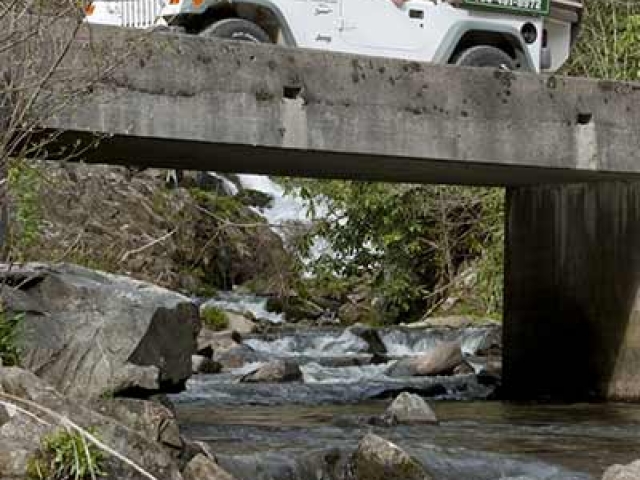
[240,360,303,383]
[348,324,387,355]
[388,341,463,377]
[1,263,199,399]
[183,454,237,480]
[352,433,432,480]
[226,312,257,335]
[214,344,268,370]
[385,392,438,424]
[91,397,183,453]
[0,367,183,480]
[603,460,640,480]
[197,328,242,358]
[453,362,475,375]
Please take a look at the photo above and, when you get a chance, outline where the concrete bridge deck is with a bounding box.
[29,23,640,186]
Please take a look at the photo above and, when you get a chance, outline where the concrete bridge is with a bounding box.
[9,23,640,400]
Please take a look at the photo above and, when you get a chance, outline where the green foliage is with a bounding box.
[282,180,504,322]
[188,188,247,220]
[7,161,42,256]
[201,305,229,331]
[566,1,640,81]
[0,305,23,366]
[237,189,274,209]
[27,428,106,480]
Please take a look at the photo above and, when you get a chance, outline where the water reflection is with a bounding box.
[177,401,640,479]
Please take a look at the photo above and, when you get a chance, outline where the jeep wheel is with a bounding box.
[454,45,515,69]
[200,18,272,43]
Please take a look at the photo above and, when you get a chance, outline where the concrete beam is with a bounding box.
[504,182,640,401]
[23,24,640,185]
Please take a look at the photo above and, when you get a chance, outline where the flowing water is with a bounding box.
[177,401,640,480]
[202,292,285,324]
[171,310,640,480]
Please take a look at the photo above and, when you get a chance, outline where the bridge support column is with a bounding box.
[504,182,640,401]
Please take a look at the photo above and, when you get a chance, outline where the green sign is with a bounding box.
[463,0,550,16]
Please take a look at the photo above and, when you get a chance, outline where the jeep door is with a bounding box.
[339,0,427,54]
[286,0,341,49]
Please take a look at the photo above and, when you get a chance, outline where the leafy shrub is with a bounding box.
[565,3,640,82]
[27,428,106,480]
[201,305,229,331]
[281,180,505,322]
[7,161,43,257]
[0,306,22,366]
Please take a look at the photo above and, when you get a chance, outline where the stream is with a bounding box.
[171,317,640,480]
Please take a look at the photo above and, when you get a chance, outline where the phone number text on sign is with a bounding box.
[465,0,547,13]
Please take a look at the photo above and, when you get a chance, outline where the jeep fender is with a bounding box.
[433,21,535,71]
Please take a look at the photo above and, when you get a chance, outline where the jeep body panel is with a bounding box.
[85,0,581,72]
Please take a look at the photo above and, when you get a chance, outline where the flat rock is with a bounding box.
[240,360,302,383]
[225,312,257,335]
[197,328,242,357]
[388,341,463,377]
[412,316,474,328]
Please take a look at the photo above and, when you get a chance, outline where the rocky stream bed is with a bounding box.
[1,263,640,480]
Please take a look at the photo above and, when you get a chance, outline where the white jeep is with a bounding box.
[85,0,582,72]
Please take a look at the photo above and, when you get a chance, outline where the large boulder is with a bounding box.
[385,392,438,425]
[0,367,183,480]
[1,263,200,399]
[240,360,303,383]
[183,454,237,480]
[603,460,640,480]
[387,341,463,377]
[352,433,432,480]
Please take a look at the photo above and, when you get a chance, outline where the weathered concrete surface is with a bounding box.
[15,21,640,186]
[504,182,640,400]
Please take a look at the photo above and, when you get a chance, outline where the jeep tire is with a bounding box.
[454,45,515,69]
[200,18,271,43]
